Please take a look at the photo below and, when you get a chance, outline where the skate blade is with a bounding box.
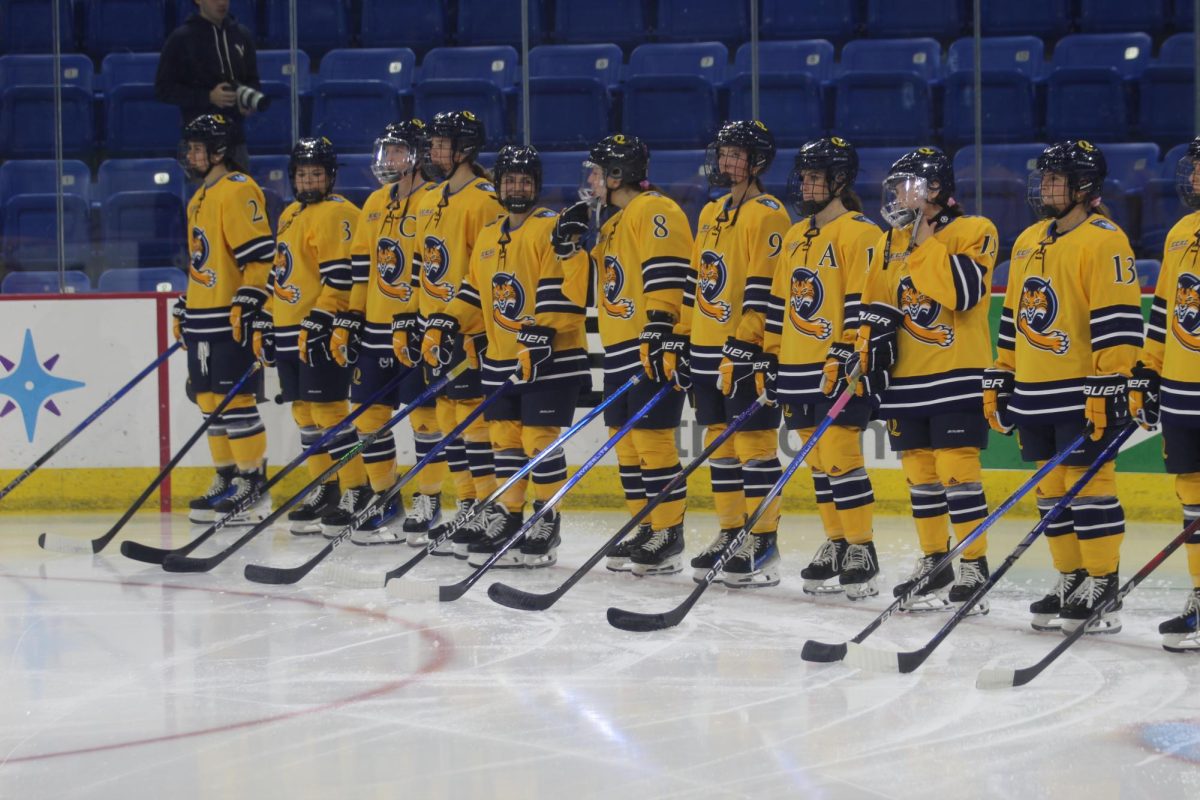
[350,532,405,546]
[722,567,781,589]
[630,555,682,577]
[605,558,633,573]
[289,522,323,536]
[952,599,989,617]
[467,553,523,569]
[899,595,952,613]
[1061,617,1122,636]
[1031,615,1064,633]
[405,533,430,548]
[801,580,845,596]
[1162,637,1200,654]
[522,552,558,569]
[187,511,216,524]
[843,580,879,601]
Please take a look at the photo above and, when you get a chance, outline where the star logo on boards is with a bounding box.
[0,329,86,443]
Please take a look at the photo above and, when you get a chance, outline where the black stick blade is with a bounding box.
[120,540,173,565]
[438,582,469,602]
[161,554,214,573]
[243,563,308,585]
[606,606,677,632]
[896,648,933,675]
[487,582,558,611]
[800,640,848,663]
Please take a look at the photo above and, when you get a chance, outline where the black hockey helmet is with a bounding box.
[1177,136,1200,209]
[705,120,776,188]
[1029,140,1107,218]
[289,136,338,204]
[492,144,543,214]
[372,118,428,185]
[179,113,235,179]
[887,147,955,201]
[881,146,954,229]
[428,110,486,160]
[588,133,650,186]
[787,136,859,217]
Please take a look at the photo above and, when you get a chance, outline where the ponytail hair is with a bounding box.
[840,188,863,213]
[1089,195,1112,220]
[470,162,493,181]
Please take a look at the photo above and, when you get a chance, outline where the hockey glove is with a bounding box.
[516,325,555,383]
[551,201,590,259]
[1127,362,1161,432]
[464,331,487,371]
[421,313,461,374]
[718,337,763,397]
[753,352,779,406]
[854,303,901,377]
[251,313,275,367]
[820,342,856,397]
[982,368,1016,435]
[298,308,334,365]
[171,295,187,346]
[661,333,692,391]
[330,311,364,367]
[229,286,268,345]
[638,310,677,382]
[391,313,421,368]
[1083,373,1129,442]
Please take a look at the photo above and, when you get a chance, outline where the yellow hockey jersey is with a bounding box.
[997,215,1143,423]
[681,192,791,387]
[1143,211,1200,425]
[183,171,275,342]
[567,191,693,380]
[415,176,504,319]
[269,195,359,357]
[764,210,881,404]
[349,181,440,365]
[861,214,998,418]
[446,208,589,389]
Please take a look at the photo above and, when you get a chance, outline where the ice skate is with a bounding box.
[948,556,990,616]
[1059,572,1122,635]
[212,466,270,526]
[467,504,523,568]
[689,526,740,583]
[402,492,441,546]
[606,523,653,572]
[839,541,879,600]
[1030,568,1087,632]
[188,466,236,524]
[721,532,781,588]
[519,501,561,568]
[286,481,339,535]
[1160,589,1200,653]
[629,524,684,577]
[320,484,373,539]
[800,537,847,595]
[894,551,953,612]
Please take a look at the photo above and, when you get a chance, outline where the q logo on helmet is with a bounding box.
[1171,272,1200,352]
[1017,276,1070,355]
[600,256,635,319]
[696,251,732,323]
[375,237,413,302]
[189,226,217,288]
[831,137,848,148]
[491,273,535,333]
[612,134,627,145]
[462,111,477,122]
[272,242,302,304]
[897,276,953,347]
[420,235,455,302]
[787,268,832,340]
[1078,140,1096,152]
[917,147,937,156]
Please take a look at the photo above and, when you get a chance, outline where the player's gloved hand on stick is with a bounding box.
[1083,373,1129,442]
[516,325,555,382]
[229,286,268,344]
[820,342,856,397]
[421,313,461,374]
[661,333,692,391]
[982,368,1016,435]
[638,311,677,383]
[251,313,274,367]
[330,311,364,367]
[1127,362,1161,431]
[551,201,590,258]
[391,313,421,368]
[854,303,900,377]
[718,337,763,397]
[298,308,334,365]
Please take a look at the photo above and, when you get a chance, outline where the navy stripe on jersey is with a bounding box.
[536,278,585,315]
[1009,377,1085,422]
[1147,296,1168,345]
[1161,378,1200,425]
[481,349,591,389]
[690,344,724,386]
[777,361,825,404]
[458,281,482,309]
[361,323,393,353]
[844,293,862,333]
[275,324,301,354]
[642,256,689,295]
[744,276,772,314]
[682,273,696,309]
[234,235,275,267]
[602,339,641,379]
[1089,304,1144,350]
[997,307,1016,352]
[351,253,370,284]
[765,295,784,335]
[949,254,988,311]
[878,368,982,417]
[183,306,233,340]
[318,258,352,291]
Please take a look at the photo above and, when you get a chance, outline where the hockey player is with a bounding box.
[415,111,507,556]
[1128,136,1200,651]
[333,120,442,545]
[857,147,997,608]
[554,134,693,577]
[176,113,275,525]
[436,145,590,568]
[764,136,881,598]
[986,140,1142,634]
[678,120,791,588]
[253,136,372,537]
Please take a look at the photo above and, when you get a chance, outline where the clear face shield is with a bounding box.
[579,160,607,207]
[371,139,416,186]
[1177,153,1200,210]
[880,173,928,229]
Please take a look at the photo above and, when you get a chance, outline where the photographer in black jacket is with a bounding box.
[155,0,261,167]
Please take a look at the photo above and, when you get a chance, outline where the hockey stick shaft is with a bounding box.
[440,383,672,601]
[1,341,182,505]
[488,396,763,612]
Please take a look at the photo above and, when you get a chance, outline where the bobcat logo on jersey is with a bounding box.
[897,277,954,347]
[420,235,455,302]
[600,256,635,319]
[188,227,217,288]
[787,268,832,340]
[272,242,301,304]
[696,251,732,323]
[491,273,535,333]
[375,237,413,302]
[1017,276,1070,355]
[1171,273,1200,352]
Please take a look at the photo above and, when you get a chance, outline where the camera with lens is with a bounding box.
[234,83,270,113]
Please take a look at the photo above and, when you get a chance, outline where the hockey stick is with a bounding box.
[329,372,645,591]
[160,361,468,573]
[801,430,1090,663]
[1,341,182,506]
[120,363,418,565]
[242,375,515,585]
[845,424,1135,674]
[488,396,764,612]
[433,383,672,602]
[607,376,860,632]
[37,359,261,556]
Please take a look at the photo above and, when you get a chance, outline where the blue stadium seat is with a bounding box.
[1,270,90,294]
[1103,143,1159,190]
[728,73,823,147]
[105,84,182,157]
[841,38,942,80]
[248,154,289,221]
[413,80,508,148]
[0,159,91,204]
[1177,0,1196,29]
[101,191,186,267]
[1078,1,1167,35]
[456,0,546,47]
[650,149,707,189]
[865,0,963,39]
[241,82,301,153]
[257,49,312,90]
[84,0,168,58]
[524,77,610,150]
[360,0,444,51]
[733,40,836,82]
[421,46,519,88]
[655,0,749,45]
[263,2,349,58]
[0,53,93,89]
[1138,67,1194,146]
[760,147,798,200]
[945,36,1044,78]
[98,266,188,292]
[331,153,374,207]
[1135,259,1161,289]
[1101,180,1137,238]
[979,0,1070,38]
[1045,68,1129,142]
[1051,33,1153,78]
[957,178,1033,250]
[174,0,257,34]
[953,143,1048,182]
[991,260,1010,290]
[0,86,93,158]
[540,151,588,186]
[942,70,1036,146]
[1140,178,1184,255]
[760,0,856,44]
[1162,144,1189,177]
[312,81,404,152]
[529,44,623,88]
[1160,34,1194,66]
[1,193,90,268]
[99,53,159,92]
[834,73,931,147]
[628,42,728,85]
[98,158,187,202]
[622,76,717,149]
[1,0,76,53]
[319,49,416,93]
[553,0,646,48]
